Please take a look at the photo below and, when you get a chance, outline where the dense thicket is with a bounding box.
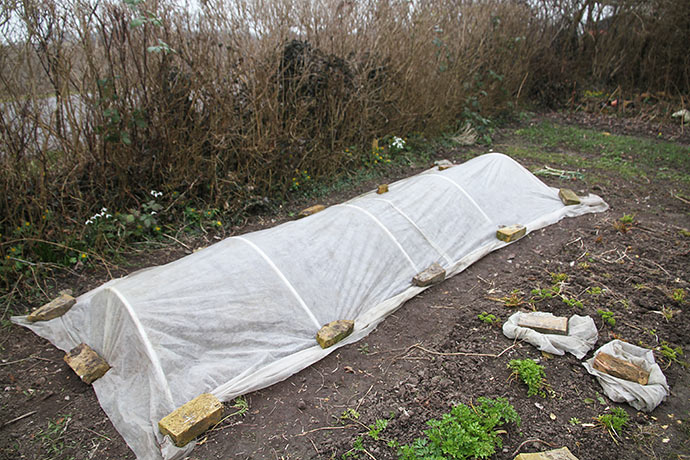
[0,0,687,267]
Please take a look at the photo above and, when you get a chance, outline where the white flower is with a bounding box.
[101,207,107,212]
[150,211,157,215]
[106,214,112,218]
[85,219,91,225]
[391,136,405,149]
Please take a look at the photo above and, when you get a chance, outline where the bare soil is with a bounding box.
[1,113,688,460]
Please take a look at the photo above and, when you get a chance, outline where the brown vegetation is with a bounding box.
[0,0,688,287]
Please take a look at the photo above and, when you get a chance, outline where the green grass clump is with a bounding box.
[398,397,520,460]
[508,359,546,397]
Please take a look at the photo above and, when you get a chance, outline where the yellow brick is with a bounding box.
[27,293,76,322]
[297,204,326,219]
[316,320,354,349]
[159,393,223,447]
[558,188,581,206]
[515,447,579,460]
[497,225,526,243]
[412,263,446,287]
[63,343,110,384]
[377,184,389,194]
[518,315,569,335]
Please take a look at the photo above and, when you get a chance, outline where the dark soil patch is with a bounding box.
[1,113,688,460]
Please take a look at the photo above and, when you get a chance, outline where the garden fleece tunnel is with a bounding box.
[15,153,608,460]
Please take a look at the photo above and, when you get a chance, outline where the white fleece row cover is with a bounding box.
[14,153,608,460]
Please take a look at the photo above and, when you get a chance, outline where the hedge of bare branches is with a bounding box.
[0,0,687,264]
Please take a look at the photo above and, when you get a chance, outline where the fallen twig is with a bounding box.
[296,424,356,437]
[3,410,37,426]
[511,438,556,457]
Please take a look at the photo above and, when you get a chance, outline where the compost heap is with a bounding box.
[14,153,609,460]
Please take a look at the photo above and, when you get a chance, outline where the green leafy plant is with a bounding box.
[597,407,628,437]
[341,408,361,422]
[672,288,686,303]
[658,342,686,368]
[478,312,499,325]
[398,397,520,460]
[367,418,389,441]
[562,297,583,308]
[508,359,546,397]
[569,417,581,425]
[613,214,635,233]
[597,309,616,327]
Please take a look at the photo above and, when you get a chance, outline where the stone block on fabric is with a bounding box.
[316,320,355,349]
[412,263,446,287]
[297,205,326,219]
[497,225,526,242]
[518,315,569,335]
[514,447,579,460]
[63,343,110,384]
[559,188,581,206]
[158,393,223,447]
[28,293,76,322]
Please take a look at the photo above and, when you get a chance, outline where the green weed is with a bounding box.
[597,407,629,437]
[508,359,546,397]
[658,342,686,368]
[398,397,520,460]
[597,309,616,327]
[672,288,686,303]
[37,415,73,458]
[569,417,581,425]
[478,312,499,325]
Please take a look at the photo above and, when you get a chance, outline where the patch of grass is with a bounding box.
[508,359,547,397]
[510,122,690,183]
[398,397,520,460]
[37,415,73,459]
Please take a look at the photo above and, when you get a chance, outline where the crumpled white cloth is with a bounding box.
[583,340,669,412]
[502,311,598,359]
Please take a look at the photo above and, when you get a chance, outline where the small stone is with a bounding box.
[316,320,355,349]
[496,225,526,243]
[297,204,326,219]
[63,343,110,384]
[518,315,569,335]
[297,400,307,411]
[377,184,389,194]
[412,263,446,287]
[559,188,581,206]
[158,393,223,447]
[514,447,579,460]
[27,293,76,322]
[593,352,650,385]
[438,164,453,171]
